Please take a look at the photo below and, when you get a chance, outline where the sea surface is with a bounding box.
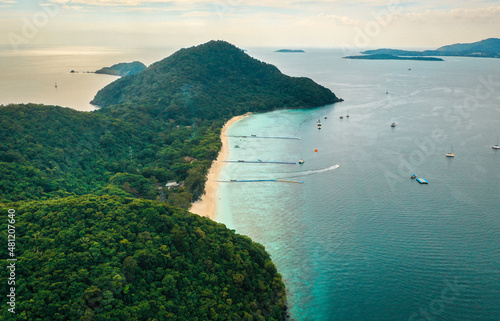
[0,45,175,110]
[1,45,499,320]
[217,49,500,320]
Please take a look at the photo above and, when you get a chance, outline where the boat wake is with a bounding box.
[276,164,340,179]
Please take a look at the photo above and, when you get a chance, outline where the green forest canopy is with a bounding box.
[0,195,286,320]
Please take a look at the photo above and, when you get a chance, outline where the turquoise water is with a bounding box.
[216,50,500,320]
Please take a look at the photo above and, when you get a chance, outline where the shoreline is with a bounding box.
[189,113,249,219]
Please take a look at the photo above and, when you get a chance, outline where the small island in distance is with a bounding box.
[344,53,443,61]
[275,49,305,53]
[346,38,500,60]
[94,61,147,76]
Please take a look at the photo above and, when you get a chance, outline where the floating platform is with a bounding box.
[218,179,304,184]
[223,160,297,165]
[226,135,300,140]
[416,178,428,184]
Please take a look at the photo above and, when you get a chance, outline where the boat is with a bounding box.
[55,82,58,88]
[234,145,240,148]
[445,145,455,157]
[492,137,500,149]
[391,122,396,127]
[410,174,416,179]
[416,178,428,184]
[339,115,343,119]
[346,111,349,118]
[324,116,327,119]
[298,159,305,164]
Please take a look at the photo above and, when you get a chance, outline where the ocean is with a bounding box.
[0,45,176,111]
[217,49,500,320]
[1,45,499,320]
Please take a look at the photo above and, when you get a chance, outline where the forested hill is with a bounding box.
[0,195,287,320]
[0,103,222,207]
[91,40,342,123]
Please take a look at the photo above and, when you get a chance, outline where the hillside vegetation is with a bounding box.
[0,104,221,208]
[0,196,286,320]
[91,40,341,123]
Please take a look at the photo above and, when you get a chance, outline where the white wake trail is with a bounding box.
[276,164,340,179]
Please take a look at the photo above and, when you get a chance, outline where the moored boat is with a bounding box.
[416,178,428,184]
[445,145,455,157]
[492,137,499,149]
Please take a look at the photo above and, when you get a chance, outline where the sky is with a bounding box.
[1,0,500,50]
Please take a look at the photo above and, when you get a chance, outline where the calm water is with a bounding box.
[217,50,500,320]
[1,46,499,320]
[0,45,175,110]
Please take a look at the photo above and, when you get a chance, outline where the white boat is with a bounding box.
[298,159,305,164]
[445,145,455,157]
[492,137,500,149]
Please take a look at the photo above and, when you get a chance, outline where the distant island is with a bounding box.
[95,61,147,76]
[275,49,305,53]
[344,53,443,61]
[360,38,500,59]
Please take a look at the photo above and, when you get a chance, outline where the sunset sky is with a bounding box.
[1,0,500,49]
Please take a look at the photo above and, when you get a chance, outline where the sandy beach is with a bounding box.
[190,113,249,219]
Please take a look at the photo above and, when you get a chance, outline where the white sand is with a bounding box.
[189,113,249,219]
